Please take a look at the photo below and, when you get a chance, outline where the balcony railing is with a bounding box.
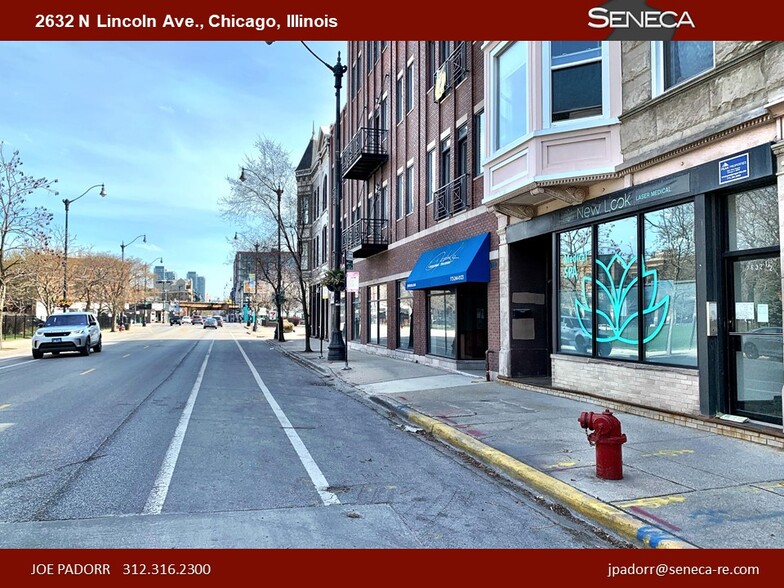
[433,42,468,102]
[433,174,469,221]
[342,218,388,258]
[342,127,389,180]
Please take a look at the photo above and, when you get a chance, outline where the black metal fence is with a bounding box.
[0,314,42,340]
[1,313,117,339]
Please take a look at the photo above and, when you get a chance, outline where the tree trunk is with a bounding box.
[0,281,6,349]
[299,278,312,352]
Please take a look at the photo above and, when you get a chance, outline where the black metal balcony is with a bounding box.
[433,174,469,221]
[342,218,388,258]
[433,42,468,102]
[342,127,389,180]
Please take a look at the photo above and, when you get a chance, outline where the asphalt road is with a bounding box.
[0,323,620,548]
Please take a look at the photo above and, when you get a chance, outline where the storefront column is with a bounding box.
[497,216,511,377]
[772,139,784,430]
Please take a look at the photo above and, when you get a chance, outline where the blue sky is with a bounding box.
[1,41,346,300]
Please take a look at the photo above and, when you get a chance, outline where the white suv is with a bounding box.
[32,312,103,358]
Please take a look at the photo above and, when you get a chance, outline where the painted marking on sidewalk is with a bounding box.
[642,449,694,457]
[80,368,95,375]
[628,506,682,532]
[759,481,784,490]
[233,335,339,507]
[545,461,578,470]
[144,340,214,515]
[617,495,687,509]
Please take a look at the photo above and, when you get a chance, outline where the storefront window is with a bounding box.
[352,290,361,341]
[367,284,387,346]
[428,288,457,358]
[597,217,638,359]
[557,202,696,366]
[728,185,779,251]
[643,203,697,366]
[397,281,413,350]
[559,228,592,355]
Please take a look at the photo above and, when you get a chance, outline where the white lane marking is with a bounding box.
[0,423,14,432]
[233,336,339,506]
[80,368,95,375]
[0,360,36,371]
[143,340,214,515]
[122,354,130,358]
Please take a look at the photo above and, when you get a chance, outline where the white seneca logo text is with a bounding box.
[587,7,695,29]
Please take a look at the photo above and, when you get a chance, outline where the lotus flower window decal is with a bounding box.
[574,255,670,345]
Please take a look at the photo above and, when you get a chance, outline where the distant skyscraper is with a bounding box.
[186,271,206,301]
[196,276,206,301]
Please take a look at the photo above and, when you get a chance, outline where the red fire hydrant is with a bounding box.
[578,409,627,480]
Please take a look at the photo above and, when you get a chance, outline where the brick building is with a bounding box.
[335,41,497,373]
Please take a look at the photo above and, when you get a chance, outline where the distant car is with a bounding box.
[170,315,182,326]
[203,317,218,329]
[32,312,103,358]
[191,315,204,326]
[742,327,783,359]
[181,316,192,325]
[212,315,224,327]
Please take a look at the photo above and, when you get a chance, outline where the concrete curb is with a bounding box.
[273,344,332,377]
[371,395,698,550]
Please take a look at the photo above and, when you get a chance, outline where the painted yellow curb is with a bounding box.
[401,407,696,549]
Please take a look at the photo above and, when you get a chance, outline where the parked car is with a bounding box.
[203,317,218,329]
[560,315,612,356]
[742,327,783,359]
[32,312,103,358]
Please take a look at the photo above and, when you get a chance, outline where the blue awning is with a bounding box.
[405,232,490,290]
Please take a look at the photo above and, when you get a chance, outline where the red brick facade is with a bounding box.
[338,41,499,372]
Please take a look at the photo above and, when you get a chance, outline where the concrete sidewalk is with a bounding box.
[263,325,784,550]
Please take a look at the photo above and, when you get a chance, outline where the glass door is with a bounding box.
[729,256,783,424]
[725,184,782,425]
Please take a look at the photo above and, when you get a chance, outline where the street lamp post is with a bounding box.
[121,234,146,263]
[268,41,347,360]
[240,168,286,343]
[62,183,106,311]
[144,256,163,326]
[119,234,146,330]
[253,242,259,332]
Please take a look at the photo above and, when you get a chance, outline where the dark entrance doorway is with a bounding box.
[509,233,552,377]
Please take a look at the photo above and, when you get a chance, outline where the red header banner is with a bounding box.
[1,0,782,41]
[2,548,783,586]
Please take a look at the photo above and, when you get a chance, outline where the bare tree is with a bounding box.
[0,142,58,348]
[220,135,314,352]
[7,248,62,316]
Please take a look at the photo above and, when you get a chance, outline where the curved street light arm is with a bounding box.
[63,183,106,207]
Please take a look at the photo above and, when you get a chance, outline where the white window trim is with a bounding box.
[489,41,529,158]
[651,41,715,97]
[542,41,611,131]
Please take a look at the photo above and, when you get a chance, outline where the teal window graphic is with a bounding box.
[574,255,670,345]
